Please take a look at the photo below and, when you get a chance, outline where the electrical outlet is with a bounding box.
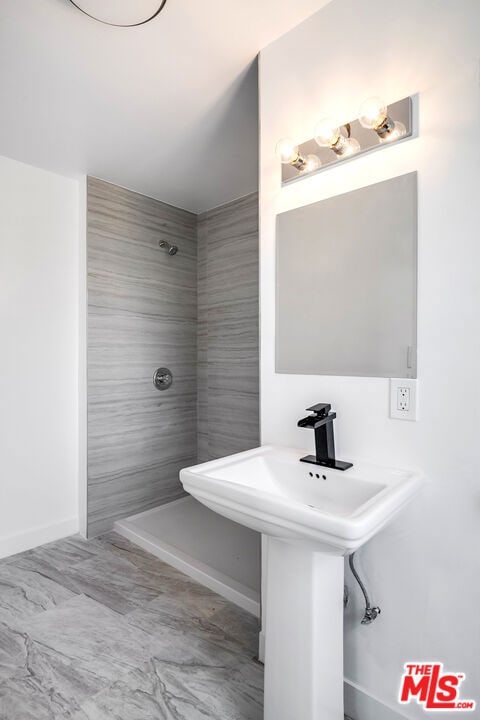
[397,386,410,412]
[390,378,417,421]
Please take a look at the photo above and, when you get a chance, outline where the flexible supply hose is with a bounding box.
[348,552,381,625]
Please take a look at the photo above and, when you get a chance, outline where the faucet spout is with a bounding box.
[297,403,353,471]
[297,415,316,428]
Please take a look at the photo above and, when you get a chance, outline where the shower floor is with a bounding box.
[115,497,261,617]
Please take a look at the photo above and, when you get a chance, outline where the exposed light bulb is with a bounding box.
[299,154,322,173]
[314,118,341,148]
[359,96,388,130]
[379,120,407,143]
[275,138,300,164]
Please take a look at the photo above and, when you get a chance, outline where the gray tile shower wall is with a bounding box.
[87,178,197,536]
[87,182,259,535]
[197,193,260,461]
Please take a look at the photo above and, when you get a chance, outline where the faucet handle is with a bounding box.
[306,403,331,417]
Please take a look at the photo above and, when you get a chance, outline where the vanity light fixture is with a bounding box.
[277,94,413,185]
[358,96,406,142]
[275,138,321,173]
[314,118,360,157]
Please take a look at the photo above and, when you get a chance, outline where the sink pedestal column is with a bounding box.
[264,537,344,720]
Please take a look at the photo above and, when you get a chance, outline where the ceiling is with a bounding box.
[0,0,330,212]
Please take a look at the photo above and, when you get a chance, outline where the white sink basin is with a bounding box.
[180,445,423,555]
[180,445,423,720]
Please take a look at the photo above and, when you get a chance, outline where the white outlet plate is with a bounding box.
[390,378,418,421]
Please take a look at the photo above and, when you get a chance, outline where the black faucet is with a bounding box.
[297,403,353,471]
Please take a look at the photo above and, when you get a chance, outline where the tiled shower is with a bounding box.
[86,178,260,607]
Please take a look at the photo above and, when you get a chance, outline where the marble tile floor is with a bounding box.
[0,532,263,720]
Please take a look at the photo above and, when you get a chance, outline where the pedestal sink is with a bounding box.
[180,445,423,720]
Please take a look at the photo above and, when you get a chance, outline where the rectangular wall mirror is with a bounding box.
[276,172,417,378]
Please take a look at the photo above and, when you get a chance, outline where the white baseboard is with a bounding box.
[344,678,410,720]
[0,517,79,560]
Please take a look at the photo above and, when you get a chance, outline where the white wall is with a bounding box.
[0,155,80,556]
[259,0,480,716]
